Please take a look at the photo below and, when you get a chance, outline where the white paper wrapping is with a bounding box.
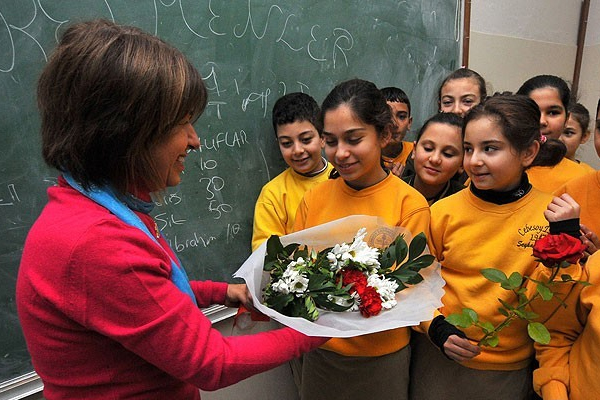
[233,215,445,338]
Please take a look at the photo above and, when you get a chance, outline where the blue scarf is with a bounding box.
[62,173,198,306]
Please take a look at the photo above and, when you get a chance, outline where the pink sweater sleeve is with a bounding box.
[65,220,326,391]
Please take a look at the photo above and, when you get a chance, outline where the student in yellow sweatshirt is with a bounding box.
[517,75,588,193]
[410,94,567,400]
[562,103,595,172]
[534,239,600,400]
[402,112,465,205]
[553,101,600,259]
[380,86,414,175]
[292,78,433,400]
[251,92,332,251]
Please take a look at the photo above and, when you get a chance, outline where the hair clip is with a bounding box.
[539,134,547,144]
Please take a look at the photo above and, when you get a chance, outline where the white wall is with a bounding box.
[469,0,600,168]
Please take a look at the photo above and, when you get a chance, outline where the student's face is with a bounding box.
[561,115,589,160]
[153,120,200,189]
[276,120,324,175]
[323,104,390,190]
[383,101,412,158]
[528,87,567,140]
[384,101,412,148]
[464,116,537,192]
[412,122,463,189]
[439,78,481,117]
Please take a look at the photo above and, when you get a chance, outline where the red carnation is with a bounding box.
[358,286,382,317]
[532,233,587,267]
[340,269,368,294]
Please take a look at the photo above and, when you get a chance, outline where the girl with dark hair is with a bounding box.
[410,94,574,400]
[438,67,487,117]
[402,112,465,205]
[292,78,435,400]
[562,103,594,171]
[516,74,588,193]
[16,19,327,400]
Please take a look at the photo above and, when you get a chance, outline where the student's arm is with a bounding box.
[251,187,287,251]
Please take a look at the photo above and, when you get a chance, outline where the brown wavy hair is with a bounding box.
[38,19,207,193]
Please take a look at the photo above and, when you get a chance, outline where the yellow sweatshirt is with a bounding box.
[294,173,430,357]
[429,187,554,370]
[553,170,600,240]
[527,157,589,194]
[382,141,414,168]
[251,164,332,251]
[534,252,599,400]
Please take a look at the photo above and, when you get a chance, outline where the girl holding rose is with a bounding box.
[410,94,570,400]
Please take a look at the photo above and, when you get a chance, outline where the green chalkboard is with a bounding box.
[0,0,461,389]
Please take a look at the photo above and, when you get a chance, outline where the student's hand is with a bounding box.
[390,162,405,177]
[225,283,252,308]
[443,335,481,362]
[580,224,599,257]
[544,193,580,222]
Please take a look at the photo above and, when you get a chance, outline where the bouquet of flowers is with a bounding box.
[234,215,445,337]
[263,227,431,321]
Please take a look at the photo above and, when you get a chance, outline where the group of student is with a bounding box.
[15,19,600,400]
[251,67,600,399]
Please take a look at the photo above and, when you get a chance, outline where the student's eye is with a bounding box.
[397,114,408,121]
[443,151,457,158]
[562,130,575,137]
[463,147,473,154]
[548,110,563,116]
[441,100,453,107]
[301,137,314,144]
[463,99,474,105]
[279,141,293,148]
[347,137,362,145]
[324,138,337,146]
[484,145,497,152]
[422,146,434,152]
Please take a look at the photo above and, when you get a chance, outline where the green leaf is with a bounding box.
[403,254,436,271]
[480,334,499,347]
[479,321,495,333]
[481,268,508,284]
[498,298,516,311]
[266,235,285,259]
[408,232,427,260]
[501,272,523,290]
[445,312,474,329]
[528,322,551,345]
[536,283,554,301]
[463,308,478,323]
[498,307,509,317]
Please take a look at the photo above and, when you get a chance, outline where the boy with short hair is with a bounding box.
[251,92,332,251]
[380,86,414,172]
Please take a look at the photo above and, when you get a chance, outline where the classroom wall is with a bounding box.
[469,0,600,168]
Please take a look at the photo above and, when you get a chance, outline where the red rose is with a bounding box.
[532,233,587,267]
[340,269,368,294]
[358,286,382,317]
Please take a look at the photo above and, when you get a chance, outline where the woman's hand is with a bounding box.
[225,283,252,308]
[544,193,580,222]
[443,335,481,362]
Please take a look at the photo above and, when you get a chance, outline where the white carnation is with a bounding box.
[367,274,398,310]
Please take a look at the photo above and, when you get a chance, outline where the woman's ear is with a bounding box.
[411,141,417,160]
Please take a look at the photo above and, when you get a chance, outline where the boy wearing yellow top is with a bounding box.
[251,93,332,251]
[380,87,414,173]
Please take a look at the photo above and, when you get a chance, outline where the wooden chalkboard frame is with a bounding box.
[0,1,463,397]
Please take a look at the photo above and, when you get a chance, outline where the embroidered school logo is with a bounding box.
[368,227,400,248]
[516,223,550,249]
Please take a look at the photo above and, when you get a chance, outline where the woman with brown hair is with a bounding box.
[16,19,325,400]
